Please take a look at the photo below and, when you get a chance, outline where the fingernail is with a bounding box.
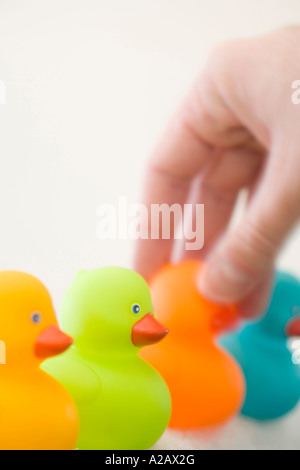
[198,258,255,303]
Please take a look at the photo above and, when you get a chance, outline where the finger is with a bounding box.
[133,99,213,281]
[180,146,262,261]
[198,142,300,303]
[133,68,260,281]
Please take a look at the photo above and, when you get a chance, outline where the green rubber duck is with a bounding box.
[42,267,171,450]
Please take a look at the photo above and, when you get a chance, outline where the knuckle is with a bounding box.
[206,39,245,76]
[201,181,238,205]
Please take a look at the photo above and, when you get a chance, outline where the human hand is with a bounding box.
[133,28,300,317]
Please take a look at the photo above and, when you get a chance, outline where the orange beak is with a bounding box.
[131,313,168,347]
[286,316,300,337]
[35,325,73,359]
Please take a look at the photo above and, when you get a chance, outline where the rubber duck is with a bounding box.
[140,260,245,428]
[0,271,79,450]
[220,271,300,420]
[43,267,171,450]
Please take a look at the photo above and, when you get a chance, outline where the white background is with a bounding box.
[0,0,300,310]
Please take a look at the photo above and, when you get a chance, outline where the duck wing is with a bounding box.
[42,350,102,405]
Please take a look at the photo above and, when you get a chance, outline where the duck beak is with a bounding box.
[286,316,300,337]
[35,325,73,359]
[131,313,168,347]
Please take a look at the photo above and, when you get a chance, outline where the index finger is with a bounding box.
[132,99,213,281]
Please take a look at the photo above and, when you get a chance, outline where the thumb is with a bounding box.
[199,146,300,303]
[198,220,278,303]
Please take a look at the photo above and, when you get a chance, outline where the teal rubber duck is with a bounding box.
[220,272,300,420]
[42,267,171,450]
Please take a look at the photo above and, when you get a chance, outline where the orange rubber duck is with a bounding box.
[0,271,79,450]
[140,260,245,429]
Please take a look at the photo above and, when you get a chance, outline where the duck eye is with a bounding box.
[31,313,42,324]
[131,303,141,315]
